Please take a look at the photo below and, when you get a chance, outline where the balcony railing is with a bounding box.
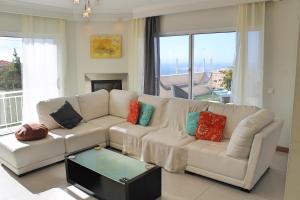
[0,90,23,129]
[159,72,231,102]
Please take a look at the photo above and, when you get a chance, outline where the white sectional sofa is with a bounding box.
[0,89,283,191]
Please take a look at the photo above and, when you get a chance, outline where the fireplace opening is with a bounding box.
[91,80,122,92]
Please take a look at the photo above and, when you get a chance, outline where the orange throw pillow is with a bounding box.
[195,111,226,142]
[127,100,140,124]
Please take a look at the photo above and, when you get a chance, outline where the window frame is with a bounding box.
[159,28,236,99]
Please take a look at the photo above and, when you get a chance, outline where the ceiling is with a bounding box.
[0,0,269,21]
[14,0,172,13]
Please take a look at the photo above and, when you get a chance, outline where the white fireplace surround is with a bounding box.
[85,73,128,92]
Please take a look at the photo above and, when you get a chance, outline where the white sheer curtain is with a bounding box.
[21,16,66,122]
[231,2,265,107]
[22,38,58,122]
[128,18,145,94]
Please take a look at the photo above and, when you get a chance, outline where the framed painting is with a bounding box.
[90,35,122,58]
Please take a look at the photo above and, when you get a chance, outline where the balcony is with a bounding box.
[159,71,231,102]
[0,90,23,130]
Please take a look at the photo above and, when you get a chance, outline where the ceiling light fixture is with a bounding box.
[86,0,92,14]
[73,0,80,5]
[73,0,93,18]
[83,3,90,18]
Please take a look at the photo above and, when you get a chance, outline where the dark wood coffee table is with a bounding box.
[65,147,161,200]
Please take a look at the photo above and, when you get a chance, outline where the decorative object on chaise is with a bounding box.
[15,123,48,141]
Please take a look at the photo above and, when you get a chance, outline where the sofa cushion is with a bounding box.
[109,90,138,119]
[208,103,259,139]
[15,123,48,141]
[226,109,275,159]
[77,90,109,122]
[109,122,158,156]
[127,100,140,124]
[164,98,209,131]
[138,103,155,126]
[88,115,126,140]
[88,115,126,130]
[0,133,64,169]
[51,123,107,153]
[186,139,248,180]
[37,96,82,130]
[138,95,169,126]
[141,128,195,172]
[50,101,83,129]
[195,112,226,142]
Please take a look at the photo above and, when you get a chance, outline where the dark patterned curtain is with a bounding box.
[144,16,160,95]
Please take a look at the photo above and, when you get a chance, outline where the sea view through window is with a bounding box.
[159,32,236,102]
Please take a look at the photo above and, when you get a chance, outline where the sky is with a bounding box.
[160,32,236,66]
[0,37,22,62]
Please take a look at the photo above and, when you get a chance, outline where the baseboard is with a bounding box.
[276,146,289,153]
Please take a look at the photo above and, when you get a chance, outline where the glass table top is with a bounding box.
[68,148,154,184]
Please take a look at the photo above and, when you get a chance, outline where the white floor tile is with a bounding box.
[0,152,288,200]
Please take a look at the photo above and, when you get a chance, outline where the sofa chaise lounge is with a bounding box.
[0,89,283,191]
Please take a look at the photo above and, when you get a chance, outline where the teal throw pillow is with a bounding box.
[138,103,155,126]
[186,112,200,136]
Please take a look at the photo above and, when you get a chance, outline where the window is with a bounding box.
[0,37,23,129]
[160,32,236,103]
[0,37,22,91]
[160,35,190,98]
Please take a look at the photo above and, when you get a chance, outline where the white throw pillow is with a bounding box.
[226,109,275,159]
[77,90,109,122]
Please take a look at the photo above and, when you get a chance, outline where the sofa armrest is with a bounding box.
[243,119,283,190]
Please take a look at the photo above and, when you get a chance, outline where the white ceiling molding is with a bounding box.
[0,0,131,21]
[0,0,277,21]
[0,0,71,20]
[133,0,273,19]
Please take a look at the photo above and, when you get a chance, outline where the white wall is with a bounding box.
[0,13,22,36]
[66,20,129,95]
[284,19,300,200]
[160,1,300,147]
[0,13,129,96]
[160,6,237,35]
[264,0,300,147]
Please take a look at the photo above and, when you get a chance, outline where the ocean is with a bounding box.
[160,62,233,75]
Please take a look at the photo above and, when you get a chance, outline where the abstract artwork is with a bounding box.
[90,35,122,58]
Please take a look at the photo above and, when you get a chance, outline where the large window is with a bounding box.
[0,37,23,129]
[160,32,236,102]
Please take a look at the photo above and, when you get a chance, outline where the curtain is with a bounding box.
[231,2,265,107]
[144,16,160,95]
[22,38,58,122]
[128,18,146,95]
[21,16,66,122]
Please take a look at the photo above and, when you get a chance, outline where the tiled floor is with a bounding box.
[0,152,287,200]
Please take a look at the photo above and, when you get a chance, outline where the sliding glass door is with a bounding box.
[159,35,191,98]
[159,32,236,103]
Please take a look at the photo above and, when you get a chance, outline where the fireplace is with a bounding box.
[91,80,122,92]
